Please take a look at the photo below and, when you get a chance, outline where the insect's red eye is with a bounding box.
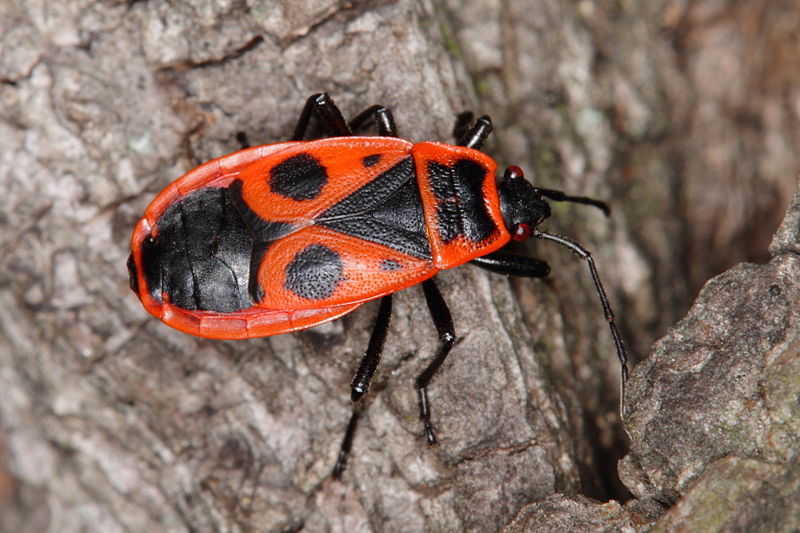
[505,165,524,180]
[512,223,531,241]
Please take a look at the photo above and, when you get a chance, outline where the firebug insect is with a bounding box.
[128,93,628,477]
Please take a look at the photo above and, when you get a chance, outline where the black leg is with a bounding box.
[333,295,393,478]
[456,115,493,150]
[416,278,455,444]
[291,93,352,141]
[348,105,398,137]
[471,251,551,278]
[350,296,393,402]
[452,111,474,141]
[533,230,629,414]
[533,187,611,216]
[235,131,250,149]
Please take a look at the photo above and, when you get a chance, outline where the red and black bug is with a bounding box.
[128,93,628,477]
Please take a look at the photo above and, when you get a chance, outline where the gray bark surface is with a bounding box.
[1,1,798,531]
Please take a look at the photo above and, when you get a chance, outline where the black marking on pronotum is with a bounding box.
[362,154,382,167]
[284,244,344,300]
[270,153,328,201]
[427,158,495,243]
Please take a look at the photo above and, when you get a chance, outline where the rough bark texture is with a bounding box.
[620,186,800,531]
[1,0,798,532]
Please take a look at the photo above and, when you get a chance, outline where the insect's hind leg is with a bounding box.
[416,278,456,444]
[333,295,393,479]
[292,93,352,140]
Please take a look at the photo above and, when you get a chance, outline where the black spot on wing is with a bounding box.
[427,158,495,243]
[285,244,344,300]
[270,153,327,200]
[362,154,382,167]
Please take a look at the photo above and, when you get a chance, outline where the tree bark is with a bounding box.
[1,0,797,531]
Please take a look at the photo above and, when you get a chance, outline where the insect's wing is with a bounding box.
[152,298,365,340]
[236,137,415,223]
[254,225,436,310]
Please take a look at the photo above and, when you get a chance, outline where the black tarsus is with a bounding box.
[235,131,250,149]
[333,277,457,476]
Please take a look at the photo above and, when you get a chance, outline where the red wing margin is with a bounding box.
[154,300,365,340]
[253,226,437,310]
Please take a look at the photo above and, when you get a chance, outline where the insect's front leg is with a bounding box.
[471,251,551,278]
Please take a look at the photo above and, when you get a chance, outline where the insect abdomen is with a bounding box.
[139,187,253,312]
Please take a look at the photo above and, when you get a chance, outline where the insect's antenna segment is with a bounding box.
[534,230,629,416]
[533,187,611,217]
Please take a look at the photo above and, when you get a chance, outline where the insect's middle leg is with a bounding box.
[292,93,400,141]
[416,278,455,444]
[333,295,393,479]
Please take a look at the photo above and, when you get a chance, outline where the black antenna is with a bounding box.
[533,187,611,216]
[534,230,629,415]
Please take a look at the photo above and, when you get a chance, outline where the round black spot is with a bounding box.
[285,244,344,300]
[270,153,328,201]
[380,259,402,271]
[363,154,382,167]
[769,284,781,296]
